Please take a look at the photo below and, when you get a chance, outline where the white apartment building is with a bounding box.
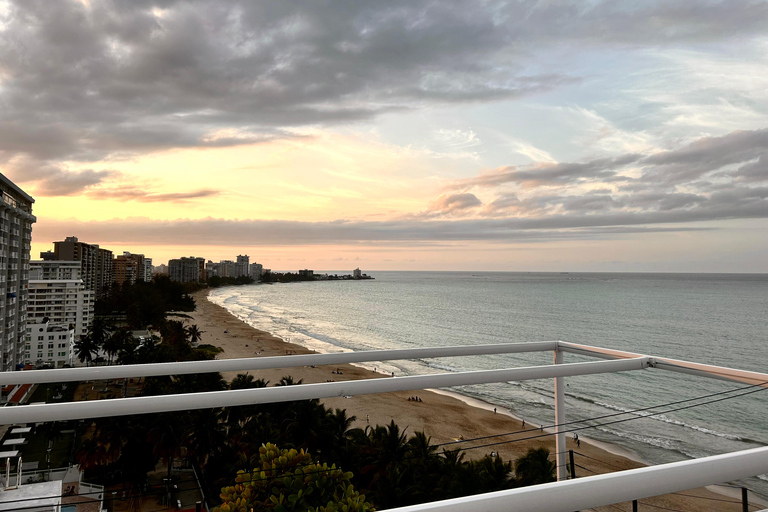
[0,174,35,372]
[27,261,94,341]
[249,262,263,280]
[23,320,74,368]
[143,257,153,282]
[236,254,250,277]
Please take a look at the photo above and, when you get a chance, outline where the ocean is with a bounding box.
[208,271,768,491]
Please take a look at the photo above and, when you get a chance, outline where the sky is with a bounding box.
[2,0,768,272]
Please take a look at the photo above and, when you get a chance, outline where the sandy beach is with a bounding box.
[186,288,760,512]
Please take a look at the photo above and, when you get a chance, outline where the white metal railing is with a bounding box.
[0,358,650,423]
[0,341,561,385]
[384,447,768,512]
[0,342,765,511]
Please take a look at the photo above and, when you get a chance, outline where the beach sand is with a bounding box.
[186,289,759,512]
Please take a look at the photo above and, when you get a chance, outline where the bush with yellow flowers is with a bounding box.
[213,443,374,512]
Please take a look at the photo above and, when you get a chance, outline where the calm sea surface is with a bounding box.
[209,272,768,490]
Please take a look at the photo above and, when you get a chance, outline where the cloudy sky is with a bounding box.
[3,0,768,271]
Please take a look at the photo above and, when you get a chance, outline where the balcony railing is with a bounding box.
[0,342,765,512]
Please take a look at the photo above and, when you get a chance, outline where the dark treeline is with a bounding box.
[260,271,313,283]
[95,275,200,329]
[74,370,556,510]
[207,275,255,288]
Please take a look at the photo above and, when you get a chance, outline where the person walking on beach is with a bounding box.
[493,407,497,414]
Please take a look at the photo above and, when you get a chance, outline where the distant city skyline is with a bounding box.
[3,1,767,272]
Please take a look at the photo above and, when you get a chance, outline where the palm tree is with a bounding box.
[184,408,225,467]
[88,317,110,348]
[103,328,133,365]
[474,454,515,491]
[76,436,109,471]
[149,414,187,482]
[514,447,556,486]
[74,335,98,366]
[406,431,438,461]
[276,375,303,386]
[186,324,204,346]
[374,420,409,468]
[229,373,260,394]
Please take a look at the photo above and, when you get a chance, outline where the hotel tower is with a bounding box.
[0,174,35,372]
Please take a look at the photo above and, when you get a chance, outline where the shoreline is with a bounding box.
[188,288,760,511]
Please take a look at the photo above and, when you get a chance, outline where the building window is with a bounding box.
[48,343,54,349]
[48,335,54,340]
[48,352,53,357]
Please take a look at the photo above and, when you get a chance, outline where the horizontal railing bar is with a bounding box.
[558,342,768,387]
[0,342,560,385]
[383,446,768,512]
[0,357,649,424]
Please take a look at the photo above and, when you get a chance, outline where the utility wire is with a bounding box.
[437,379,768,449]
[451,383,767,454]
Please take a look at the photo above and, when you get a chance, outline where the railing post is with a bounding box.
[742,487,748,512]
[569,450,576,479]
[632,499,638,512]
[554,348,567,481]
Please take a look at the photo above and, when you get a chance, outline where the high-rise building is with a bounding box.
[143,257,153,282]
[219,260,236,278]
[249,262,263,281]
[169,257,206,283]
[236,255,250,277]
[27,260,94,341]
[0,174,36,372]
[49,236,113,297]
[113,251,146,285]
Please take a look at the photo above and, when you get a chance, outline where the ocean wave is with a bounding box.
[592,400,742,441]
[595,427,704,459]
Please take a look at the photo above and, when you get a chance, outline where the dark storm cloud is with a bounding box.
[2,0,768,167]
[452,128,768,227]
[461,154,642,189]
[8,162,119,196]
[32,214,720,248]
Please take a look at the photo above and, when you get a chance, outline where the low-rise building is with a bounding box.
[28,261,94,341]
[23,320,74,368]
